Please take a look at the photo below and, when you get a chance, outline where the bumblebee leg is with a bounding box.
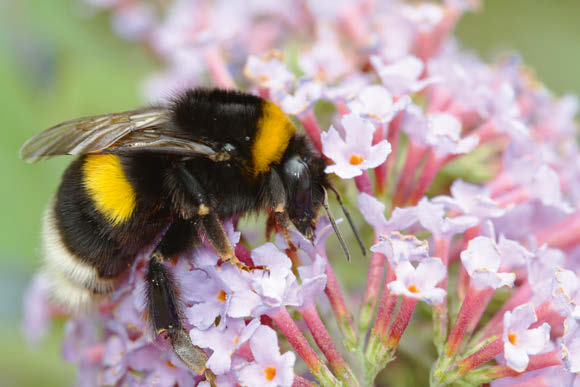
[175,164,258,271]
[146,254,214,382]
[264,169,299,255]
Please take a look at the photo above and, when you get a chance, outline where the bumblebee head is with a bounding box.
[280,154,327,240]
[279,134,366,260]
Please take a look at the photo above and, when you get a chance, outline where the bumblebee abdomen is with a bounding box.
[83,154,136,225]
[43,155,171,311]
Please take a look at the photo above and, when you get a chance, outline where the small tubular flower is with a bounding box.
[237,325,296,387]
[461,236,516,289]
[322,113,391,179]
[388,258,447,304]
[503,303,551,372]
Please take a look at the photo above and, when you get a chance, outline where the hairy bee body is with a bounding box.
[34,89,327,311]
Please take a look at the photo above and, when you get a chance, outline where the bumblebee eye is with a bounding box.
[282,156,314,236]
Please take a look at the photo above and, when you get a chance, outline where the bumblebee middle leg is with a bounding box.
[174,164,256,271]
[145,252,215,384]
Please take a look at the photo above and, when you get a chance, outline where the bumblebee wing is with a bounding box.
[20,107,219,162]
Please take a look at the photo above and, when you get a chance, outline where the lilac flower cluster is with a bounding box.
[24,0,580,386]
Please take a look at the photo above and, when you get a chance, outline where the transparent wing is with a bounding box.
[20,107,219,162]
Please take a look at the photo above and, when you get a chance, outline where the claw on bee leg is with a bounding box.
[222,254,269,273]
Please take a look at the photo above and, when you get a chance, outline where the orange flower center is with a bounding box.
[508,332,517,345]
[408,284,420,293]
[264,366,277,381]
[349,154,364,165]
[166,361,177,369]
[217,289,227,302]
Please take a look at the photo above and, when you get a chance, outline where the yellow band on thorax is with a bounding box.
[83,154,136,224]
[251,101,296,176]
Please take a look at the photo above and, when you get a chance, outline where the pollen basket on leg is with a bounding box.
[83,154,136,225]
[251,101,296,176]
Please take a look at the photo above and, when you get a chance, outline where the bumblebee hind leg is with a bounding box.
[145,253,215,384]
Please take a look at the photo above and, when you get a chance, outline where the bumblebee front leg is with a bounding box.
[265,169,298,254]
[146,254,214,384]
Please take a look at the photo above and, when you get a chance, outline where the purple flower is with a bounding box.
[237,325,296,387]
[416,197,478,239]
[182,267,235,330]
[281,79,323,115]
[244,53,295,93]
[485,83,529,140]
[460,236,516,289]
[357,193,418,233]
[388,258,447,304]
[402,105,479,157]
[503,303,551,372]
[371,55,439,96]
[562,316,580,372]
[22,273,52,346]
[371,231,430,265]
[190,318,260,375]
[298,25,352,82]
[296,255,327,307]
[347,85,410,123]
[322,113,391,178]
[399,3,444,31]
[551,268,580,316]
[248,243,301,316]
[431,179,505,220]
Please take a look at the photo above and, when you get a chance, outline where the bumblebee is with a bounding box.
[21,88,364,377]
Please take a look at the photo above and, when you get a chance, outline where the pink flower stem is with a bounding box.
[300,110,323,154]
[457,337,503,374]
[339,4,370,47]
[293,376,315,387]
[495,187,531,208]
[427,89,452,114]
[373,123,388,195]
[457,264,469,300]
[508,375,552,387]
[359,234,387,333]
[298,304,359,386]
[417,10,459,62]
[471,120,499,144]
[384,115,402,195]
[407,150,443,205]
[392,142,426,207]
[532,301,565,333]
[466,290,494,333]
[487,349,563,379]
[355,171,373,195]
[83,344,106,364]
[385,296,418,348]
[370,261,397,339]
[446,284,493,358]
[202,45,235,89]
[365,263,397,362]
[486,170,514,197]
[270,307,338,385]
[536,211,580,250]
[320,253,358,348]
[433,237,450,351]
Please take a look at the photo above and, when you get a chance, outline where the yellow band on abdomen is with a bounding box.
[251,101,296,176]
[83,154,136,224]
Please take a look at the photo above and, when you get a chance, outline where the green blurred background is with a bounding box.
[0,0,578,385]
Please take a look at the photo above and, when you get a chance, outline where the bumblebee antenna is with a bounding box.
[322,187,351,261]
[328,185,367,256]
